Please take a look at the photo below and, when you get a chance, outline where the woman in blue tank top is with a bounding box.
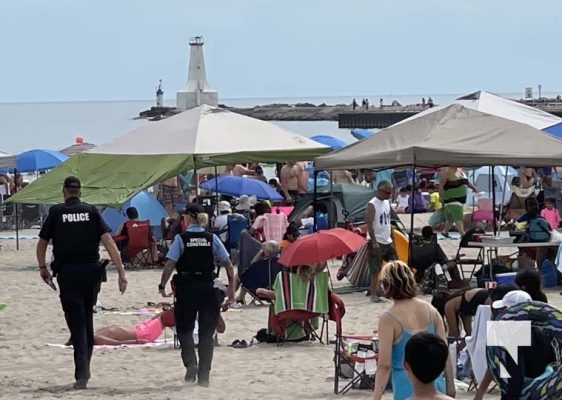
[373,261,455,400]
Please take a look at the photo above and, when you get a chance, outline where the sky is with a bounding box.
[2,0,562,102]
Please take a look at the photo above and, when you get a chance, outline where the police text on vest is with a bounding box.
[62,213,90,222]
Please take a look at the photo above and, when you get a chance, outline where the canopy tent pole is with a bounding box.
[14,168,19,251]
[313,170,318,232]
[214,166,219,216]
[407,164,416,263]
[330,170,334,228]
[498,166,510,228]
[491,166,498,236]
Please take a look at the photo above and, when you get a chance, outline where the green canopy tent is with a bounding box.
[9,105,330,206]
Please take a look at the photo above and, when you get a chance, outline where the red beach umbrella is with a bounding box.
[279,227,367,267]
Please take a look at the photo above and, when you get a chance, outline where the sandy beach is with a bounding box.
[1,219,559,400]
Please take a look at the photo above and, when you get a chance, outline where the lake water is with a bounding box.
[1,91,558,154]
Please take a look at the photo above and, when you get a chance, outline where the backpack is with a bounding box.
[527,216,551,242]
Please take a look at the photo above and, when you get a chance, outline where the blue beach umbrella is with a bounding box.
[101,191,167,233]
[200,175,283,200]
[15,149,68,172]
[350,129,374,140]
[311,135,348,150]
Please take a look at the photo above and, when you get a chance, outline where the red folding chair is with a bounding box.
[115,220,155,269]
[333,292,380,395]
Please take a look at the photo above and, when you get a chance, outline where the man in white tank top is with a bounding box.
[366,180,397,302]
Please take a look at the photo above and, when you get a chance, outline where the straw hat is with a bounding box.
[236,195,257,211]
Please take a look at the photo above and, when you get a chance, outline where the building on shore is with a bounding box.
[156,79,164,107]
[176,36,218,111]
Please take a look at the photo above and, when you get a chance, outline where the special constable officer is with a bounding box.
[159,203,234,387]
[37,176,128,390]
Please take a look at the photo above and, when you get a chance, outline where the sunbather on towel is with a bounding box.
[93,306,226,345]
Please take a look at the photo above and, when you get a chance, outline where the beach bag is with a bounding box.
[527,216,551,242]
[255,328,280,344]
[419,264,449,295]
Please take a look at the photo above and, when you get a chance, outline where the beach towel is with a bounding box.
[273,270,329,314]
[47,339,173,350]
[465,304,491,385]
[346,243,370,289]
[0,233,39,239]
[99,307,161,316]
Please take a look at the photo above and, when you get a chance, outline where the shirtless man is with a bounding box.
[332,169,356,184]
[160,177,180,217]
[223,164,255,177]
[280,162,307,203]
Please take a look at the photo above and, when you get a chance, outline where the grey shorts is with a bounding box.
[368,241,397,275]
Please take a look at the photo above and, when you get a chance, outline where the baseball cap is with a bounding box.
[492,290,532,309]
[185,203,205,218]
[218,201,231,212]
[63,176,81,189]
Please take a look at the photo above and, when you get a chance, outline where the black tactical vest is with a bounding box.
[175,230,215,281]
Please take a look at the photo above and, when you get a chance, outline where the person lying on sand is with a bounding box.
[94,305,226,345]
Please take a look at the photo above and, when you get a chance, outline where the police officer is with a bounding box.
[36,176,127,390]
[159,203,234,387]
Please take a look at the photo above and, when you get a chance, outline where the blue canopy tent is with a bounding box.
[310,135,348,150]
[350,129,374,140]
[101,191,167,235]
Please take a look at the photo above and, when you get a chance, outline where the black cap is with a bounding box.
[63,176,81,189]
[185,203,204,218]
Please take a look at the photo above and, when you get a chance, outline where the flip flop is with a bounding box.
[371,297,386,303]
[231,340,248,349]
[0,303,6,311]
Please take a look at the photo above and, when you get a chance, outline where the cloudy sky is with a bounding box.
[2,0,561,102]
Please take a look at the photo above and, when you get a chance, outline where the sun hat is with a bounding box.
[235,194,257,211]
[218,200,232,213]
[492,290,532,309]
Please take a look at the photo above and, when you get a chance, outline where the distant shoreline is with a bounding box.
[137,95,562,123]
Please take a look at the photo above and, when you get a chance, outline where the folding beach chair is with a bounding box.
[333,293,380,395]
[219,214,247,261]
[239,257,284,305]
[18,203,42,228]
[453,227,486,280]
[268,270,330,345]
[116,220,155,269]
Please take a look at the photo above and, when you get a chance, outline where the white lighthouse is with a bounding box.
[156,79,164,107]
[176,36,219,110]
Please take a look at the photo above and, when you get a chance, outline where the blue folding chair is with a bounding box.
[225,214,247,252]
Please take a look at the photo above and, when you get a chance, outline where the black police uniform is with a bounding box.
[39,196,109,384]
[173,230,221,383]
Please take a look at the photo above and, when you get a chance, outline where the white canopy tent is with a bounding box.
[315,104,562,169]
